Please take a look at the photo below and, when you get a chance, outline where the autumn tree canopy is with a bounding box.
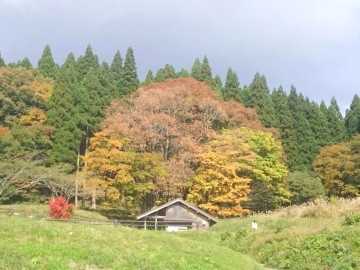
[84,78,286,215]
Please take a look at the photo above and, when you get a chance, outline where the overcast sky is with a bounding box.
[1,0,359,113]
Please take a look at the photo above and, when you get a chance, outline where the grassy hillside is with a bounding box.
[0,211,261,270]
[182,198,360,270]
[1,199,360,269]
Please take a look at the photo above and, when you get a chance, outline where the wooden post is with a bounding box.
[155,216,158,230]
[144,217,147,230]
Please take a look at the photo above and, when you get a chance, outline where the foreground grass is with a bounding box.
[0,215,261,270]
[206,217,360,270]
[177,200,360,270]
[2,200,360,269]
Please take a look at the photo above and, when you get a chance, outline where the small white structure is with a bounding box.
[251,220,258,230]
[166,226,188,232]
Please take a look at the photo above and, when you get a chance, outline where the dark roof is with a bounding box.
[136,198,218,223]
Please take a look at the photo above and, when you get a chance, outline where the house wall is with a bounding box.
[165,203,210,228]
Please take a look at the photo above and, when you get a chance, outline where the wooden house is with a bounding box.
[136,198,218,231]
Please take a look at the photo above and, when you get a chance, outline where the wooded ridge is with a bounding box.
[1,45,359,216]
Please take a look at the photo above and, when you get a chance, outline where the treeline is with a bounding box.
[0,45,360,215]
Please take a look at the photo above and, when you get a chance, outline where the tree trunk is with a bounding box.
[81,127,90,209]
[121,189,125,203]
[90,190,96,210]
[75,149,80,208]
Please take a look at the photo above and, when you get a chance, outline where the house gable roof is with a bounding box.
[136,198,218,223]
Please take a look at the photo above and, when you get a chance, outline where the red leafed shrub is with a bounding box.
[48,196,74,220]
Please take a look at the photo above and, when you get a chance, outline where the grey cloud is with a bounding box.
[1,0,359,113]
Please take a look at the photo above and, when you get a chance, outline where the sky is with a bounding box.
[1,0,359,113]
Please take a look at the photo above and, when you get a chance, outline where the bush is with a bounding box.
[288,171,326,204]
[48,196,73,220]
[344,212,360,226]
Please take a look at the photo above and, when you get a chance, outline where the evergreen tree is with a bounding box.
[98,62,116,99]
[190,58,202,81]
[307,101,331,148]
[288,86,317,170]
[241,85,251,106]
[213,74,223,95]
[20,57,32,69]
[110,50,122,87]
[200,56,213,86]
[144,70,154,85]
[177,68,190,78]
[81,68,106,132]
[271,86,297,169]
[345,95,360,137]
[77,44,99,81]
[38,44,58,78]
[327,97,347,143]
[248,73,277,128]
[320,101,328,116]
[119,47,139,96]
[164,64,176,79]
[155,64,176,82]
[46,54,88,165]
[154,68,165,82]
[0,52,5,67]
[222,68,241,102]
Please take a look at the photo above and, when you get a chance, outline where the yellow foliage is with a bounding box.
[188,127,289,217]
[19,108,46,125]
[30,81,53,101]
[84,131,164,206]
[188,130,255,217]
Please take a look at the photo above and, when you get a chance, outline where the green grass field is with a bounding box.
[1,201,360,270]
[0,206,261,270]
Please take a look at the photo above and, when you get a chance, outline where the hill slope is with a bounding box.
[0,215,261,270]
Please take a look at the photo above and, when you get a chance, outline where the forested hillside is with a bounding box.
[1,45,359,215]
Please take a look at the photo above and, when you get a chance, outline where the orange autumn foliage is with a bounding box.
[102,78,271,201]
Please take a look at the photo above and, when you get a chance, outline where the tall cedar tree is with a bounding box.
[154,64,176,82]
[213,75,223,95]
[144,70,154,85]
[190,58,202,81]
[81,68,108,135]
[77,45,99,82]
[46,53,89,165]
[177,68,190,78]
[110,50,122,79]
[110,50,123,95]
[222,68,241,102]
[98,62,116,99]
[200,56,213,86]
[20,58,32,69]
[38,45,58,78]
[288,86,317,170]
[326,97,348,143]
[248,73,277,128]
[119,47,139,96]
[271,86,297,169]
[345,94,360,137]
[306,101,331,147]
[299,93,331,149]
[0,52,5,67]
